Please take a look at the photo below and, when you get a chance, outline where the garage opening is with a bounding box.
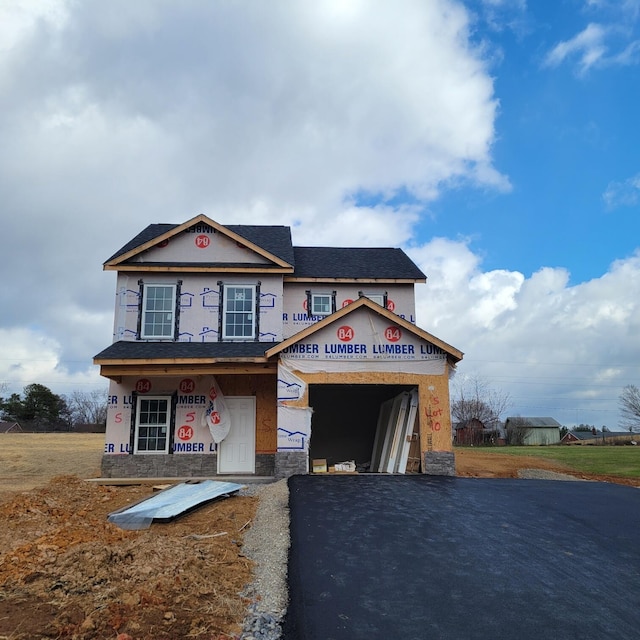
[308,384,421,473]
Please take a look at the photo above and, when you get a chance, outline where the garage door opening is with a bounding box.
[308,384,421,473]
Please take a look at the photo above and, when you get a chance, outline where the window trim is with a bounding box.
[139,282,179,340]
[133,395,172,454]
[221,283,258,341]
[306,290,337,318]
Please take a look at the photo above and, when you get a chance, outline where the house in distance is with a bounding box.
[94,214,463,479]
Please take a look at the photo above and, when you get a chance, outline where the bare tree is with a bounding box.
[505,416,532,445]
[619,385,640,432]
[451,375,510,430]
[66,389,108,426]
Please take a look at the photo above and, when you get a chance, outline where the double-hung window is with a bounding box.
[222,285,256,340]
[141,284,177,339]
[134,396,170,453]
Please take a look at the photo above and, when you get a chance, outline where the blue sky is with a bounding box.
[429,0,640,284]
[1,0,639,429]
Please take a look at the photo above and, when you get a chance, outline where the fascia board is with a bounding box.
[283,277,427,284]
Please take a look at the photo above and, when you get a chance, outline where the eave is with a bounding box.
[105,264,295,274]
[283,277,426,284]
[96,359,277,381]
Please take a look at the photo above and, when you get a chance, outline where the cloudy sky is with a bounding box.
[1,0,639,428]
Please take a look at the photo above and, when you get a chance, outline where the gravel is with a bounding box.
[517,468,587,481]
[238,479,290,640]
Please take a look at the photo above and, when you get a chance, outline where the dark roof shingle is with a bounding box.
[94,341,276,360]
[105,223,294,266]
[292,247,426,280]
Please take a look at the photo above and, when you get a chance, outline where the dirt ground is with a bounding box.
[0,435,258,640]
[1,437,638,640]
[455,447,640,486]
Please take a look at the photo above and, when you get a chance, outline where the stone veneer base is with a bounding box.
[423,451,456,476]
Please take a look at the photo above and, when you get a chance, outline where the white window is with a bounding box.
[141,284,176,339]
[223,285,256,340]
[134,396,170,453]
[364,293,385,307]
[311,293,332,316]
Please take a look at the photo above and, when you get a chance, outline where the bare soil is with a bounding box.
[1,436,637,639]
[455,447,640,486]
[0,435,258,639]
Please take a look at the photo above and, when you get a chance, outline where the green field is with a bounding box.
[472,445,640,478]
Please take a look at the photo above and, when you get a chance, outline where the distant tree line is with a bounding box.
[0,384,107,431]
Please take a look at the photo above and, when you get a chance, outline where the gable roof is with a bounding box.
[104,214,294,270]
[0,421,22,433]
[265,296,463,364]
[289,246,426,282]
[104,215,427,282]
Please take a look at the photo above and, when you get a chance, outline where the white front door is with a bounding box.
[218,397,256,474]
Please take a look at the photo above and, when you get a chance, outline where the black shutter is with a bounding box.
[254,282,261,341]
[331,291,337,314]
[168,392,178,455]
[383,291,388,310]
[305,290,312,318]
[174,280,182,341]
[129,392,138,455]
[136,280,144,339]
[217,281,224,341]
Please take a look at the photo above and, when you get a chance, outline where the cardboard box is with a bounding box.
[312,458,328,473]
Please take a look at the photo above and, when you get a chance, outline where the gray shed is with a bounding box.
[505,417,561,445]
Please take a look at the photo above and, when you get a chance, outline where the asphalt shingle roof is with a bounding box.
[94,341,276,360]
[226,225,294,265]
[104,221,426,281]
[105,223,294,265]
[292,247,426,280]
[105,224,178,263]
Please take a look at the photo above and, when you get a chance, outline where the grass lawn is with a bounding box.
[470,445,640,479]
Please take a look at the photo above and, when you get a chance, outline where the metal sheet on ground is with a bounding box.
[108,480,243,529]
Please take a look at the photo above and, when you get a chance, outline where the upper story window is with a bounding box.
[360,291,388,308]
[140,283,179,340]
[311,293,332,316]
[306,290,336,318]
[222,284,257,340]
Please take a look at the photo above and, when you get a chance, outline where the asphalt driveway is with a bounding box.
[284,475,640,640]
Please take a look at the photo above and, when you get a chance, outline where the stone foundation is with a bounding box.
[423,451,456,476]
[101,453,276,478]
[275,451,308,479]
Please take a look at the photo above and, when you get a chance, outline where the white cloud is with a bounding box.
[603,173,640,209]
[544,0,640,74]
[412,240,640,427]
[0,0,506,373]
[0,328,105,398]
[1,1,636,431]
[544,23,608,73]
